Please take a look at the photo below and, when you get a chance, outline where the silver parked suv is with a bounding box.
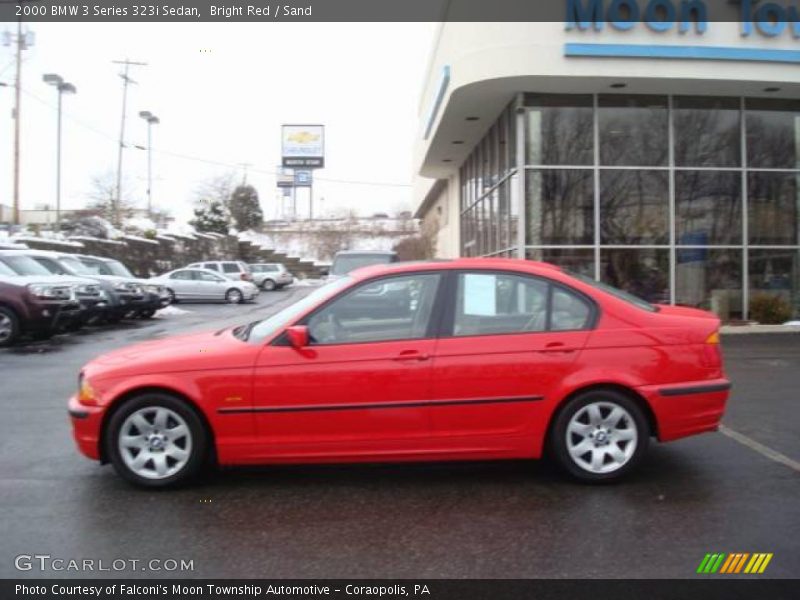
[187,261,254,283]
[249,263,294,291]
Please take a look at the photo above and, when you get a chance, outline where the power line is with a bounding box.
[19,85,413,189]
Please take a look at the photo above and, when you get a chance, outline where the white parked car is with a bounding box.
[249,263,294,291]
[151,268,259,304]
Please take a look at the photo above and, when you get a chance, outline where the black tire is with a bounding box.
[30,328,54,341]
[105,393,208,489]
[0,306,20,348]
[166,289,177,304]
[225,288,244,304]
[139,309,156,319]
[549,389,649,483]
[105,312,125,325]
[261,278,276,291]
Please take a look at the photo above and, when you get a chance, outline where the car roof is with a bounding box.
[347,258,564,281]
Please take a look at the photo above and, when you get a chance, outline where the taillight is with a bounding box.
[241,273,252,281]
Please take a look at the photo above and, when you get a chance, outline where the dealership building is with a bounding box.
[412,10,800,321]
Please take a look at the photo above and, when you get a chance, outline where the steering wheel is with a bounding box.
[310,312,347,344]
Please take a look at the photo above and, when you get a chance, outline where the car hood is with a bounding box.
[0,274,94,287]
[86,328,257,379]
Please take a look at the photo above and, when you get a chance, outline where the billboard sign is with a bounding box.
[294,170,313,187]
[282,124,324,168]
[276,167,294,188]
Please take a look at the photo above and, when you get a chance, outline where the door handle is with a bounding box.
[393,350,430,362]
[537,342,576,354]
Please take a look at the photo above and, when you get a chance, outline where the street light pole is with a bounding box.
[138,111,159,219]
[43,74,76,232]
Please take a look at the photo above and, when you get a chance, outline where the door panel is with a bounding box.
[249,272,445,459]
[252,340,437,457]
[428,271,593,452]
[429,331,589,443]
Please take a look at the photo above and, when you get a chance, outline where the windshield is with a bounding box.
[572,273,657,312]
[0,261,16,276]
[0,255,53,276]
[59,256,94,275]
[331,254,394,276]
[244,277,353,343]
[80,258,112,276]
[107,260,135,277]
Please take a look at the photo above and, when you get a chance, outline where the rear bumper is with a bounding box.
[68,394,104,461]
[639,378,731,442]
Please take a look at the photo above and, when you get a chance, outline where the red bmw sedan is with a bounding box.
[68,259,730,487]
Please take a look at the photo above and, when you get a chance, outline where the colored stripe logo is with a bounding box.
[697,553,773,574]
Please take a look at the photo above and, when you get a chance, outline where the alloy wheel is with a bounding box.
[0,314,14,343]
[566,401,638,474]
[118,407,193,480]
[226,289,243,304]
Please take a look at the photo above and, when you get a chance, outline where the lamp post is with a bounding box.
[138,111,159,219]
[43,73,76,232]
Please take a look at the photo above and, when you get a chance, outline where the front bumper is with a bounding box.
[639,378,731,442]
[68,394,104,461]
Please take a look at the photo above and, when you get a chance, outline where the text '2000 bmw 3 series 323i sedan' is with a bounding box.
[68,258,730,488]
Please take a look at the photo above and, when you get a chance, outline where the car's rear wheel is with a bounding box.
[261,278,276,291]
[550,390,648,483]
[0,307,20,347]
[225,288,243,304]
[106,394,207,488]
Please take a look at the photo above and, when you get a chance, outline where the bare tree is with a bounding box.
[86,171,135,222]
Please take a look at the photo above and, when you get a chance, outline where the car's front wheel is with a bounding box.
[0,307,20,347]
[550,390,648,483]
[225,288,244,304]
[106,393,208,488]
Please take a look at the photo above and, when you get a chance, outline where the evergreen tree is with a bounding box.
[229,185,264,231]
[190,200,229,234]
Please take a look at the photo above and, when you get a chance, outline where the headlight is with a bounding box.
[27,283,74,300]
[113,282,129,292]
[76,284,100,295]
[144,284,162,294]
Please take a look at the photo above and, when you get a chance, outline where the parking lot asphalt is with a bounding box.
[0,292,798,580]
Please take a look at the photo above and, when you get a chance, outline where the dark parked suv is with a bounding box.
[0,266,82,347]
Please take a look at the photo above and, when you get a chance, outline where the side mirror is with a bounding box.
[286,325,309,349]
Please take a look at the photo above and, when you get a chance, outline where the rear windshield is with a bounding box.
[331,254,395,276]
[572,273,657,312]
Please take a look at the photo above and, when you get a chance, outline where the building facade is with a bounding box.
[413,14,800,321]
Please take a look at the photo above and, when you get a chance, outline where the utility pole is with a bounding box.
[6,21,34,226]
[238,162,252,185]
[112,59,146,227]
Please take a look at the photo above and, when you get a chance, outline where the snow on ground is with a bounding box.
[293,279,325,287]
[156,305,192,317]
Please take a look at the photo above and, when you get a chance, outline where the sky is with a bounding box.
[0,22,437,225]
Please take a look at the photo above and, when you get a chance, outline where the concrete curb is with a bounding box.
[721,325,800,335]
